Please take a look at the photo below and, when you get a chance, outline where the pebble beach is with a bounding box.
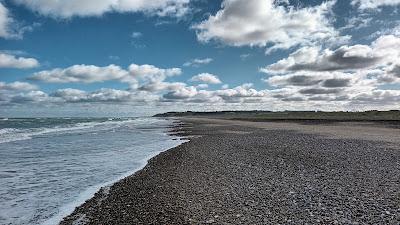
[60,118,400,224]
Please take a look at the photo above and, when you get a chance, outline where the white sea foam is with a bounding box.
[0,119,139,144]
[0,117,185,225]
[42,143,185,225]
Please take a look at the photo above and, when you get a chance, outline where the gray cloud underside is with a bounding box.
[264,35,400,74]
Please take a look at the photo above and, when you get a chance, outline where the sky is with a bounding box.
[0,0,400,117]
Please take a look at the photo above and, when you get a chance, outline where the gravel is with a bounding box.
[60,119,400,225]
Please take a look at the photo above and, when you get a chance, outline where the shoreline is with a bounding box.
[46,141,183,225]
[60,118,400,224]
[44,119,187,225]
[59,120,191,225]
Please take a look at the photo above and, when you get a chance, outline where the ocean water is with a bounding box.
[0,117,184,225]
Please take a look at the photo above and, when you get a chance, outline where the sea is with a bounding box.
[0,117,184,225]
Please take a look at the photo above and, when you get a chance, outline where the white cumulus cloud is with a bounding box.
[0,2,13,39]
[0,53,39,69]
[193,0,342,53]
[0,2,37,39]
[128,64,181,82]
[183,58,213,67]
[51,88,135,103]
[13,0,191,18]
[30,64,127,83]
[29,63,184,92]
[0,81,38,91]
[352,0,400,9]
[0,81,46,104]
[190,73,221,84]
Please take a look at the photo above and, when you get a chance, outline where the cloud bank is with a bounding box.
[260,33,400,107]
[30,63,182,86]
[2,1,400,113]
[263,35,400,76]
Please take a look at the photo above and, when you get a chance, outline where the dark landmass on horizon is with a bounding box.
[154,110,400,122]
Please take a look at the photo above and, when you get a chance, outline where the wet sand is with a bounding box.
[60,118,400,224]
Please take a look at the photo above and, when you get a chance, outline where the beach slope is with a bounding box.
[60,118,400,224]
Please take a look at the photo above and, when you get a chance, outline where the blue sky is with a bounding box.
[0,0,400,117]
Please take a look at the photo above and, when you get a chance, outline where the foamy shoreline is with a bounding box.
[0,117,185,225]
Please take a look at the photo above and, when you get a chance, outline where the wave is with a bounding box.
[0,118,150,144]
[0,117,183,225]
